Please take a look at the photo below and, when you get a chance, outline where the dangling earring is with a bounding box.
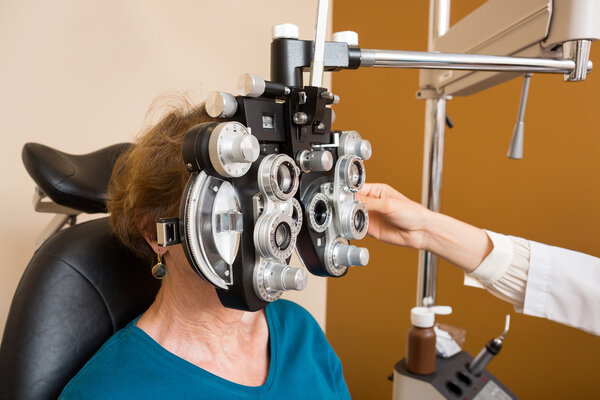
[151,252,167,279]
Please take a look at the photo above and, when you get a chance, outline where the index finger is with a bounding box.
[359,183,404,200]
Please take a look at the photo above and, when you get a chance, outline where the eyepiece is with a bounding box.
[307,193,332,233]
[258,154,300,201]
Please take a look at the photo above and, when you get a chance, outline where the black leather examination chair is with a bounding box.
[0,143,161,400]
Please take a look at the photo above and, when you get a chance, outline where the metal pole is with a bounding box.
[359,49,592,74]
[416,0,450,307]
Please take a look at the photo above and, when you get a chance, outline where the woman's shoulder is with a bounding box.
[267,299,324,335]
[59,320,154,399]
[269,299,315,321]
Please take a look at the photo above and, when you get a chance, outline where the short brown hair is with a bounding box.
[107,100,216,261]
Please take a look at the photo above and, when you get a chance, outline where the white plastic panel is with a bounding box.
[544,0,600,48]
[420,0,553,95]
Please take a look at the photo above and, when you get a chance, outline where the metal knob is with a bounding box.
[339,131,372,160]
[333,244,369,267]
[297,150,333,172]
[231,134,260,163]
[265,262,308,291]
[208,122,256,178]
[206,91,238,118]
[237,73,265,98]
[354,140,372,161]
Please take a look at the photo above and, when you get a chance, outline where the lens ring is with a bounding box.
[253,212,297,260]
[353,208,366,232]
[253,259,284,302]
[349,162,361,186]
[274,222,292,250]
[340,202,369,240]
[338,155,365,192]
[323,237,349,276]
[314,201,328,225]
[347,159,365,191]
[276,162,294,194]
[307,193,332,233]
[258,154,300,201]
[290,198,303,235]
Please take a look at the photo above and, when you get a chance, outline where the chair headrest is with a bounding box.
[22,143,132,213]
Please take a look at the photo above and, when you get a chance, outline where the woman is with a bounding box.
[59,102,350,399]
[358,182,600,336]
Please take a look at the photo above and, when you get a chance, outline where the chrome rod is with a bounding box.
[416,0,450,308]
[417,98,446,307]
[360,49,593,74]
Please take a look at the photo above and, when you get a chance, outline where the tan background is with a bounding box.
[328,1,600,399]
[0,0,330,338]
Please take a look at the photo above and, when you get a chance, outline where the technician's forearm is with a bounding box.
[421,211,493,272]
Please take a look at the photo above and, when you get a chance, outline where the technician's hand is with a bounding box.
[358,182,492,273]
[357,183,430,250]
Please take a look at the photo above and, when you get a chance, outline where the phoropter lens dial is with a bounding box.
[338,155,365,192]
[290,198,303,236]
[254,212,297,260]
[339,201,369,240]
[307,193,332,233]
[208,121,260,178]
[253,260,308,302]
[258,154,300,201]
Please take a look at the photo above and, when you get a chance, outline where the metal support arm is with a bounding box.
[359,49,592,75]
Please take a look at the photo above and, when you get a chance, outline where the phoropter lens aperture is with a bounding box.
[277,162,294,194]
[274,222,292,250]
[314,200,328,226]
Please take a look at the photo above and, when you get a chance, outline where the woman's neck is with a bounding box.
[136,249,270,385]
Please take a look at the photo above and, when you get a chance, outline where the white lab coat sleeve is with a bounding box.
[524,241,600,335]
[464,230,530,309]
[465,230,600,336]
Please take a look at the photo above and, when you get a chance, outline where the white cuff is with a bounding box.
[470,230,513,286]
[464,230,530,309]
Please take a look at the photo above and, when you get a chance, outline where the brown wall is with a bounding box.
[328,1,600,399]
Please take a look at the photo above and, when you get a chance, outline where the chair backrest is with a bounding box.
[0,217,160,400]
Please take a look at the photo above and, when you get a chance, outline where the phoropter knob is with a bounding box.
[208,121,259,178]
[238,73,266,98]
[232,134,260,163]
[265,262,308,291]
[333,243,369,267]
[339,130,372,160]
[206,91,238,118]
[297,150,333,172]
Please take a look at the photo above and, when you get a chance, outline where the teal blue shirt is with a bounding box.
[59,299,350,399]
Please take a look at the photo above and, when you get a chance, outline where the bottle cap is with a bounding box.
[410,306,452,328]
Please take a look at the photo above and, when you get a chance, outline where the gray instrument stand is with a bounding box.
[393,352,517,400]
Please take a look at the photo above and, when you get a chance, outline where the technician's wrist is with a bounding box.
[417,208,440,252]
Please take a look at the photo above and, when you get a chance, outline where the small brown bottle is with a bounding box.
[405,307,437,375]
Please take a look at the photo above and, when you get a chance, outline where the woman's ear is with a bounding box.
[143,235,163,255]
[139,220,167,257]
